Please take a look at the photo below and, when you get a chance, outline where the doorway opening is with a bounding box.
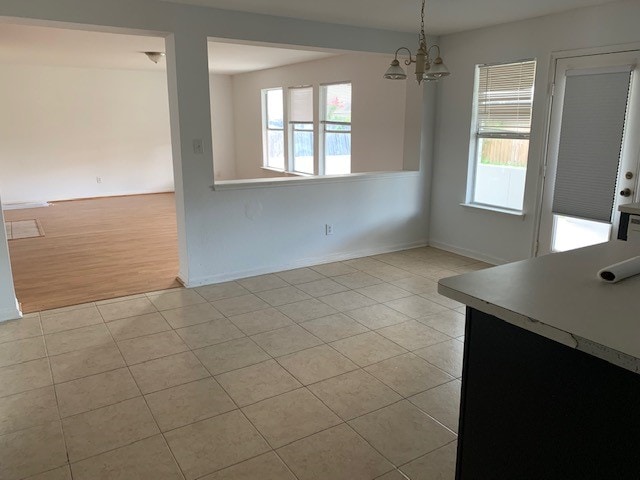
[0,23,180,312]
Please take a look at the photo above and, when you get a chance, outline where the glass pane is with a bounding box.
[552,215,611,252]
[325,132,351,175]
[267,130,284,169]
[293,128,314,174]
[266,89,283,129]
[324,83,351,123]
[473,137,528,210]
[326,123,351,132]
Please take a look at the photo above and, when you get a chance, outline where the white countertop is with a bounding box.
[438,241,640,373]
[620,202,640,215]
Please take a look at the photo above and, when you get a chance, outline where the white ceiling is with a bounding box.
[208,43,335,75]
[158,0,621,35]
[0,0,622,72]
[0,24,337,73]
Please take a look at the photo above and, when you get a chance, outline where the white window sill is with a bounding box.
[261,166,286,174]
[260,167,313,177]
[211,171,420,191]
[460,202,526,218]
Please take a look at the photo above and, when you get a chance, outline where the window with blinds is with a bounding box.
[289,86,314,174]
[468,60,536,211]
[261,82,352,176]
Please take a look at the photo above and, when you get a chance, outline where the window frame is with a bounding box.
[288,85,315,175]
[261,82,353,176]
[466,59,537,213]
[319,81,352,176]
[261,87,286,171]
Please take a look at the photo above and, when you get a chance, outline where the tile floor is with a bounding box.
[0,247,489,480]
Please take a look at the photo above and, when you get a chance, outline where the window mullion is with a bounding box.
[282,88,290,172]
[316,84,323,175]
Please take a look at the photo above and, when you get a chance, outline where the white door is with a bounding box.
[538,50,640,255]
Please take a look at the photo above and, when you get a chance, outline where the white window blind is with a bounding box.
[477,61,536,136]
[552,67,632,222]
[289,86,313,123]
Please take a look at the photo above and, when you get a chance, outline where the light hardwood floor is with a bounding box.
[4,193,180,313]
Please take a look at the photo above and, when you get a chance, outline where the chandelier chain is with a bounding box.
[420,0,426,44]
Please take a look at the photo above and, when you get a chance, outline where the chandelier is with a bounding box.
[383,0,450,84]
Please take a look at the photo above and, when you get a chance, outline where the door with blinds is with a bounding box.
[538,51,640,255]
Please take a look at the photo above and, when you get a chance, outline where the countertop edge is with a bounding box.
[438,283,640,374]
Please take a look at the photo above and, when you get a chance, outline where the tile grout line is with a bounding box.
[181,341,305,480]
[1,333,457,437]
[38,311,74,478]
[2,292,461,397]
[1,300,461,408]
[150,301,301,480]
[262,367,413,473]
[1,249,473,478]
[213,340,457,471]
[94,303,188,480]
[394,438,460,476]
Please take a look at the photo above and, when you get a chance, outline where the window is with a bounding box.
[321,83,352,175]
[261,82,352,176]
[468,60,536,211]
[263,88,285,170]
[289,86,314,175]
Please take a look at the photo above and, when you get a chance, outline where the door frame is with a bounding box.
[531,41,640,257]
[0,22,185,319]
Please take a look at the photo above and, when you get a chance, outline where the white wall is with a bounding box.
[0,64,174,204]
[209,73,237,180]
[230,54,410,179]
[430,0,640,264]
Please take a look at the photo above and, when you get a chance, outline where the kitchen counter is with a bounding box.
[439,240,640,373]
[438,241,640,479]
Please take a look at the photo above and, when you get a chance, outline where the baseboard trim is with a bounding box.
[182,239,428,288]
[0,299,22,323]
[49,191,175,204]
[427,240,505,266]
[2,202,51,211]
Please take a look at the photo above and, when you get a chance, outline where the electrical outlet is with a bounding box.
[325,224,334,235]
[96,177,102,184]
[193,139,204,155]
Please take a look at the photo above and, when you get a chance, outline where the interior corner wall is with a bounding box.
[429,0,640,264]
[0,64,174,205]
[230,54,409,180]
[209,73,238,180]
[0,194,20,321]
